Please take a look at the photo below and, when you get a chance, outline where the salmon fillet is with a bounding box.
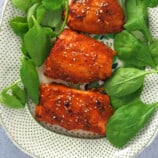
[44,29,115,84]
[35,84,113,135]
[67,0,124,34]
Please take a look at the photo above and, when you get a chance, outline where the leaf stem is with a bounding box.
[56,0,69,35]
[146,69,158,75]
[0,79,21,93]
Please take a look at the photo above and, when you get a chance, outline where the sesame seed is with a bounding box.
[84,109,89,113]
[53,116,57,119]
[72,51,77,54]
[84,53,89,57]
[61,120,64,123]
[97,19,101,22]
[75,118,78,123]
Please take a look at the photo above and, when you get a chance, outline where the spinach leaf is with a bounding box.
[104,67,155,97]
[36,0,68,36]
[20,57,40,104]
[110,88,142,110]
[114,30,155,68]
[24,16,52,66]
[27,3,40,28]
[106,100,158,148]
[145,0,158,8]
[12,0,41,12]
[149,40,158,65]
[36,5,62,29]
[12,0,32,12]
[0,81,26,109]
[9,17,29,39]
[11,84,27,105]
[124,0,153,42]
[21,41,29,57]
[42,0,64,10]
[118,0,126,12]
[87,81,104,89]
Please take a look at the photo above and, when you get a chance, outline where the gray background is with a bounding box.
[0,0,158,157]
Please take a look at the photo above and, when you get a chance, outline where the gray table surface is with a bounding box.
[0,1,158,158]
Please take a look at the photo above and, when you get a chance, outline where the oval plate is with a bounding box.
[1,1,158,158]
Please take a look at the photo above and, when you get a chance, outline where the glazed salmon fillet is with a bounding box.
[44,29,115,84]
[35,84,113,135]
[67,0,124,34]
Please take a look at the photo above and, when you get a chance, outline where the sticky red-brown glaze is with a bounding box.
[35,84,113,135]
[67,0,124,34]
[44,29,115,84]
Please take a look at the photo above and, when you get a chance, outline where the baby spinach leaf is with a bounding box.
[0,93,25,109]
[20,57,40,104]
[43,27,55,38]
[36,4,62,29]
[24,16,52,66]
[11,84,27,105]
[106,100,158,148]
[0,81,26,109]
[110,88,142,110]
[124,0,153,42]
[12,0,41,12]
[54,0,69,35]
[149,40,158,65]
[21,41,29,56]
[114,30,155,68]
[42,0,64,10]
[104,67,154,97]
[12,0,32,12]
[118,0,126,12]
[36,0,68,36]
[87,81,104,89]
[67,83,81,90]
[27,3,40,28]
[145,0,158,8]
[9,17,29,39]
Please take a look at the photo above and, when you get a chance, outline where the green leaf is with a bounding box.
[114,30,155,68]
[36,4,62,28]
[106,100,158,148]
[9,16,28,39]
[27,3,40,28]
[0,93,25,109]
[0,81,26,109]
[42,0,64,10]
[36,0,68,36]
[124,0,153,42]
[104,67,148,97]
[21,41,29,56]
[87,81,104,89]
[145,0,158,8]
[118,0,126,12]
[149,40,158,65]
[11,0,41,12]
[11,84,27,106]
[20,57,40,104]
[12,0,32,12]
[24,16,52,66]
[110,88,142,110]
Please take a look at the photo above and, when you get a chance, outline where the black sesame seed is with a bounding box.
[64,101,70,108]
